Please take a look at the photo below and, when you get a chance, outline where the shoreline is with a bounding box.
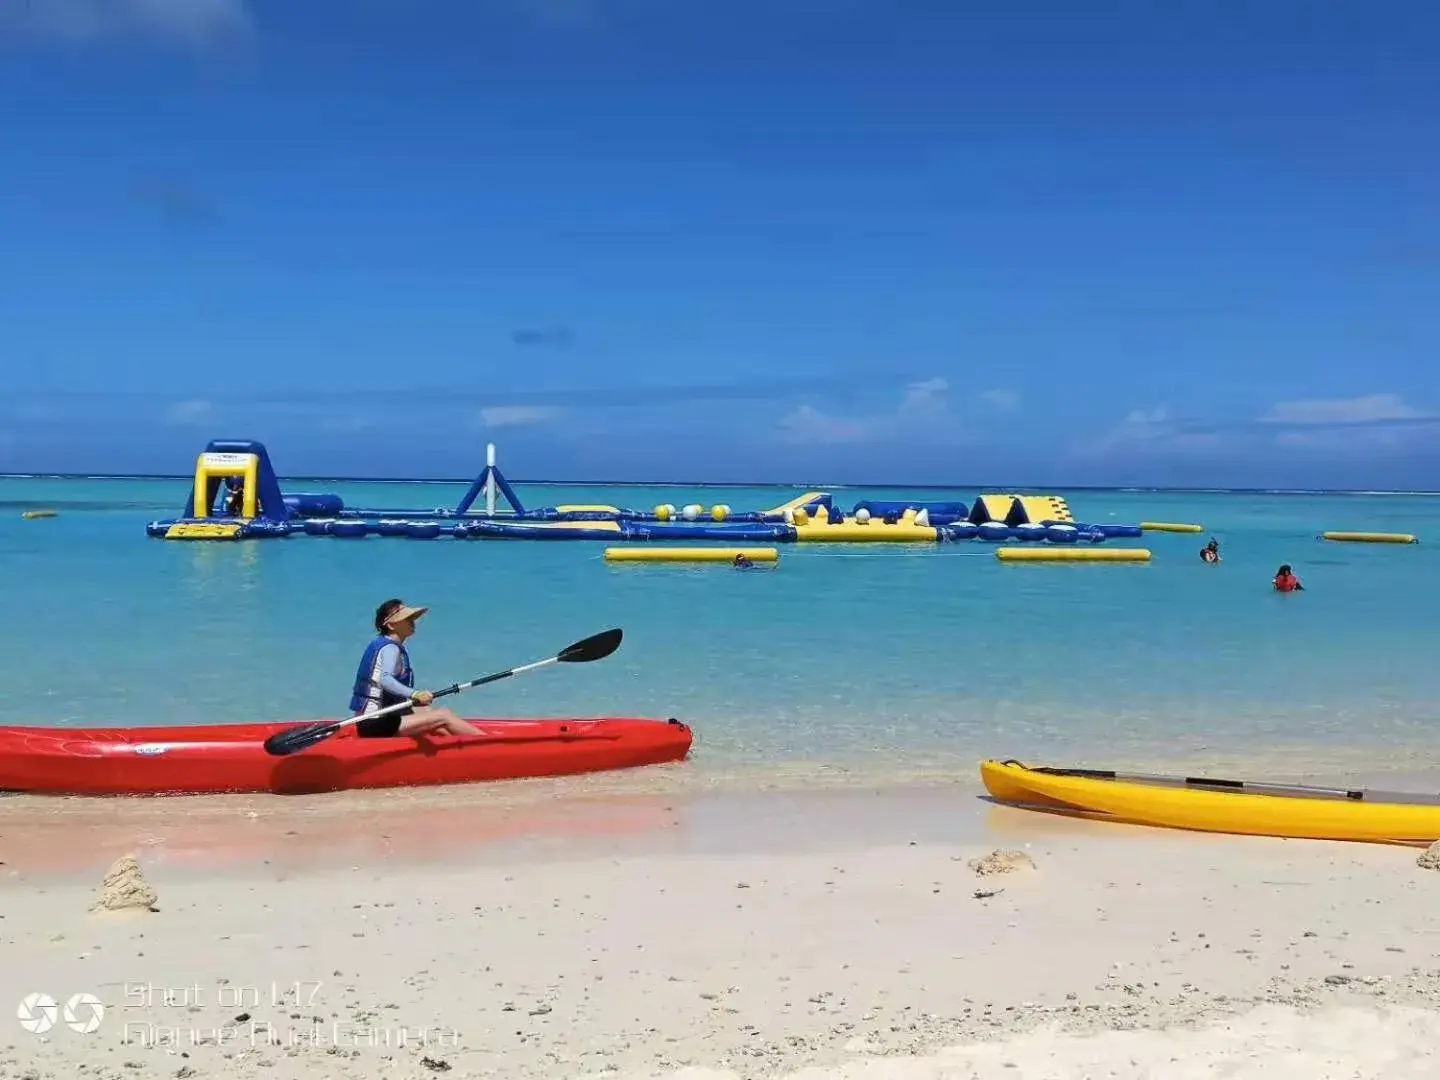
[5,784,1440,1077]
[5,751,1440,882]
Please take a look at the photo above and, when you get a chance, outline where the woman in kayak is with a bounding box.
[1200,538,1221,564]
[350,599,483,739]
[1273,565,1304,593]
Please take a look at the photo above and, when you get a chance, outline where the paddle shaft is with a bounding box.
[1030,765,1366,801]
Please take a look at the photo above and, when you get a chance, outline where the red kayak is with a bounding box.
[0,717,693,796]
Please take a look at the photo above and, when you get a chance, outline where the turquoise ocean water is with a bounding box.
[2,476,1438,788]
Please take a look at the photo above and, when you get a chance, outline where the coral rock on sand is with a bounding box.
[89,853,159,913]
[1417,842,1440,871]
[969,849,1036,876]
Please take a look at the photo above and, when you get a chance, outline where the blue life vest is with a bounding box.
[349,634,414,715]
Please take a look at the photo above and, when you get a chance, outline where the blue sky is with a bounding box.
[1,0,1437,487]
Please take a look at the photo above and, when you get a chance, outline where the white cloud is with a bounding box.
[979,388,1019,411]
[1259,393,1427,427]
[1105,405,1173,442]
[0,0,251,45]
[480,404,565,429]
[1081,403,1222,458]
[165,399,214,427]
[777,378,954,446]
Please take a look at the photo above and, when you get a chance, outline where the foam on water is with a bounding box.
[3,477,1440,785]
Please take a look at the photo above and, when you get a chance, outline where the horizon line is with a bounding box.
[1,471,1437,497]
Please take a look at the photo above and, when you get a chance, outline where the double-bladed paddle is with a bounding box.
[262,627,624,757]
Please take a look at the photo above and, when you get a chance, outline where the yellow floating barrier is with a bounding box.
[1140,521,1202,533]
[21,510,57,519]
[603,546,779,564]
[554,504,621,515]
[996,547,1151,563]
[165,522,243,540]
[1320,531,1417,545]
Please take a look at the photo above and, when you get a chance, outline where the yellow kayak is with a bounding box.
[980,759,1440,846]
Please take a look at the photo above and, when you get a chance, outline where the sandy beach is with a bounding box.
[3,783,1440,1079]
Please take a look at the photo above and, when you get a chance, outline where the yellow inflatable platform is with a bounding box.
[164,522,243,540]
[1320,531,1417,545]
[604,547,779,564]
[995,547,1151,563]
[21,510,57,520]
[981,759,1440,846]
[792,505,938,543]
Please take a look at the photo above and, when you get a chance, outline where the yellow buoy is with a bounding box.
[1140,521,1202,533]
[996,547,1151,563]
[1320,531,1417,545]
[603,546,778,564]
[21,510,58,520]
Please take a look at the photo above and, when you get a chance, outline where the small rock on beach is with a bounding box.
[969,849,1036,877]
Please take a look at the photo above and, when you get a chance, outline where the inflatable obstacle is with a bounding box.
[145,438,1154,547]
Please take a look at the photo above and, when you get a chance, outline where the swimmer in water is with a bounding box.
[733,554,753,569]
[1200,538,1220,564]
[1273,564,1304,593]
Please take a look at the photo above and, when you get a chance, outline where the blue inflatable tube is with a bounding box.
[621,523,798,543]
[1086,523,1144,539]
[853,500,969,519]
[459,521,619,541]
[283,493,344,518]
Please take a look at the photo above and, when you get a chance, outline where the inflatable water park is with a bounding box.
[147,438,1157,550]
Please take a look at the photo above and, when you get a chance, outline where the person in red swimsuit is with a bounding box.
[1273,564,1304,592]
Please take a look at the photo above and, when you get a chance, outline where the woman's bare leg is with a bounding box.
[396,707,483,738]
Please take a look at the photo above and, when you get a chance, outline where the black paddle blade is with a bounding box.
[558,627,622,664]
[263,721,341,757]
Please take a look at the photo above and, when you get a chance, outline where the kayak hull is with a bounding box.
[980,759,1440,846]
[0,718,693,796]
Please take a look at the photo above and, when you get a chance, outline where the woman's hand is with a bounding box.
[411,689,435,706]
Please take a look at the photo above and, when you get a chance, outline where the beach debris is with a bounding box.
[969,849,1036,877]
[420,1058,452,1072]
[1416,841,1440,871]
[90,853,159,913]
[973,888,1004,900]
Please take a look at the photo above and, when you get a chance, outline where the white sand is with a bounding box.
[2,787,1439,1078]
